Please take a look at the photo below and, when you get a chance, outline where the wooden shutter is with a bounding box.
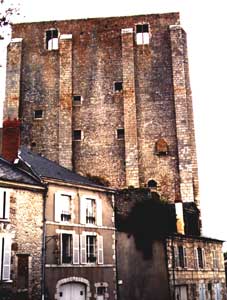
[80,198,86,224]
[73,234,80,264]
[174,246,179,268]
[54,192,62,222]
[202,248,206,269]
[97,235,104,264]
[80,235,87,264]
[194,248,199,269]
[2,236,11,280]
[0,189,4,218]
[183,247,187,268]
[96,198,103,226]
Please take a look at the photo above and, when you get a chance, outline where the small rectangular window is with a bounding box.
[34,110,43,119]
[117,128,124,140]
[86,198,96,224]
[114,82,123,92]
[73,130,82,141]
[86,235,97,263]
[46,29,58,50]
[62,234,72,264]
[136,23,149,45]
[0,190,10,220]
[73,95,82,105]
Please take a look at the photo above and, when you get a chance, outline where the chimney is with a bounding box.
[175,202,185,235]
[2,118,20,162]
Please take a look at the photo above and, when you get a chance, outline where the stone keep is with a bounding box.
[4,13,199,205]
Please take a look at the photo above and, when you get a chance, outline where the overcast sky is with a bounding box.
[1,0,227,248]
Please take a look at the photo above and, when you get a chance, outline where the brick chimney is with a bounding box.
[2,118,20,162]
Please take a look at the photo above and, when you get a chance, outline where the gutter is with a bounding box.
[41,184,48,300]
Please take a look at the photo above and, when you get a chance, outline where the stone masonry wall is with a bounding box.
[0,186,44,300]
[5,13,199,203]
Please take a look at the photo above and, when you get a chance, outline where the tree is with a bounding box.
[0,0,20,38]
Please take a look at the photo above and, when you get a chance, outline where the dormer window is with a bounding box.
[45,29,59,50]
[136,23,149,45]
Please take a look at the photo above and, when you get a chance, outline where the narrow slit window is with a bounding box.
[73,130,82,141]
[136,23,149,45]
[114,82,123,92]
[45,29,59,50]
[34,110,43,119]
[73,95,82,105]
[117,129,124,140]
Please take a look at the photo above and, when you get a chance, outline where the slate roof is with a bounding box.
[0,156,42,186]
[18,146,113,190]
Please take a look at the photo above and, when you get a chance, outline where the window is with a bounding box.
[60,232,79,264]
[114,82,123,92]
[80,234,103,264]
[73,130,82,141]
[147,179,157,189]
[0,235,11,281]
[86,198,96,224]
[54,192,72,223]
[45,29,59,50]
[155,138,169,155]
[212,250,219,269]
[174,245,187,268]
[136,23,149,45]
[117,128,124,140]
[0,189,10,220]
[34,110,43,119]
[194,247,205,269]
[80,196,102,226]
[73,95,82,106]
[97,286,107,300]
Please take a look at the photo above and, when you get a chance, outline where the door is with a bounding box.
[199,283,206,300]
[175,285,188,300]
[59,282,86,300]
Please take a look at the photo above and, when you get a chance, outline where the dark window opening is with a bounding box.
[147,179,157,189]
[178,246,185,268]
[73,130,82,141]
[73,95,82,105]
[197,247,204,269]
[114,82,123,92]
[34,110,43,119]
[136,23,149,33]
[117,128,124,140]
[86,198,96,224]
[17,254,29,289]
[62,234,72,264]
[86,235,97,263]
[97,287,106,295]
[46,29,58,50]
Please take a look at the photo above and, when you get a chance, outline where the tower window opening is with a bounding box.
[114,82,123,92]
[45,29,59,50]
[147,179,157,189]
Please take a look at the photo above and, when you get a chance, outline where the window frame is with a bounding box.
[73,130,83,141]
[135,23,150,45]
[34,110,43,120]
[0,189,10,221]
[73,95,83,106]
[80,232,104,265]
[54,191,74,223]
[0,234,12,281]
[45,28,59,50]
[113,81,123,92]
[80,195,102,226]
[117,128,125,140]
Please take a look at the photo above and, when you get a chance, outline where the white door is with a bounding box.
[59,282,86,300]
[199,283,206,300]
[175,285,188,300]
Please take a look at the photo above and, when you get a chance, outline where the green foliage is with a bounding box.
[116,188,176,259]
[86,173,110,187]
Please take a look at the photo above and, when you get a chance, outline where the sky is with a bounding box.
[0,0,227,248]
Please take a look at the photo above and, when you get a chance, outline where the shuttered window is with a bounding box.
[80,196,103,226]
[97,235,104,264]
[54,192,72,223]
[0,189,10,220]
[136,23,149,45]
[0,235,11,281]
[45,29,58,50]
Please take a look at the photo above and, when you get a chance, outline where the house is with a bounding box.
[16,146,117,300]
[0,155,45,300]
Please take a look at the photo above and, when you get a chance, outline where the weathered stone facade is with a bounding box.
[4,12,198,205]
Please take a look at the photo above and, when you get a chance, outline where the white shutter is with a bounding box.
[96,198,103,226]
[136,33,143,45]
[80,198,86,224]
[80,235,87,264]
[73,234,80,264]
[60,233,63,264]
[55,192,62,222]
[0,237,2,278]
[202,248,206,269]
[97,235,104,264]
[183,247,187,268]
[0,189,4,218]
[194,248,198,269]
[4,191,10,219]
[2,236,11,280]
